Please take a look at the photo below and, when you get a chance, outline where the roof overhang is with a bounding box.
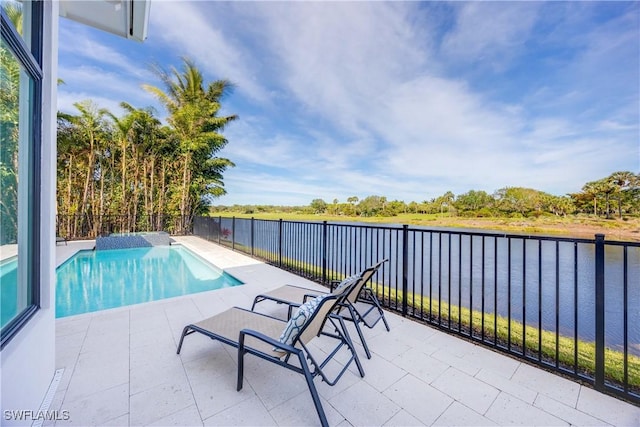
[59,0,150,42]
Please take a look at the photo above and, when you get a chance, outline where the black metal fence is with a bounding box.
[194,216,640,405]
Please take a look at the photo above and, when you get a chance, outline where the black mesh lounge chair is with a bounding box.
[251,259,390,359]
[176,284,365,427]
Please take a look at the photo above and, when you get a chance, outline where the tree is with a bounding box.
[609,171,635,218]
[57,101,111,235]
[143,58,237,231]
[454,190,493,215]
[310,199,327,213]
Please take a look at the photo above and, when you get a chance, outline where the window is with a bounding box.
[1,0,42,348]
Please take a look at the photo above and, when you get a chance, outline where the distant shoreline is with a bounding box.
[213,212,640,242]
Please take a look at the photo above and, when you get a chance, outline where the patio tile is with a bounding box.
[431,367,500,413]
[462,346,521,379]
[63,348,129,402]
[391,347,450,384]
[269,392,344,426]
[203,395,276,426]
[56,384,129,426]
[433,402,498,426]
[383,374,453,425]
[425,330,480,357]
[102,414,130,426]
[534,394,611,426]
[185,354,256,420]
[129,307,171,336]
[129,378,195,426]
[484,392,569,426]
[475,367,538,404]
[147,404,204,426]
[86,310,130,336]
[316,363,363,401]
[431,347,481,376]
[391,318,439,354]
[511,362,581,407]
[330,380,401,426]
[382,409,424,426]
[576,386,640,426]
[56,316,91,337]
[360,352,408,392]
[240,356,310,410]
[81,327,129,354]
[130,353,187,395]
[367,332,412,361]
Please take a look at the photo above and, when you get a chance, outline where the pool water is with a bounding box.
[1,256,18,328]
[56,245,243,317]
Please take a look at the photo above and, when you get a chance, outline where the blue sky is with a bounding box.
[57,1,639,206]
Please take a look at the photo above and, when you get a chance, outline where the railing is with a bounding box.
[194,216,640,405]
[56,214,192,239]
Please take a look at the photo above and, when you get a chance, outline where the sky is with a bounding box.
[57,1,640,206]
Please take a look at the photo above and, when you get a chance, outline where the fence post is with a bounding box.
[322,221,328,285]
[278,219,283,267]
[232,217,236,251]
[218,216,222,244]
[251,217,255,256]
[402,224,409,317]
[594,233,605,391]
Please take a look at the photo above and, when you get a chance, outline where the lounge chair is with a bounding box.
[251,259,390,359]
[56,236,67,245]
[176,284,365,427]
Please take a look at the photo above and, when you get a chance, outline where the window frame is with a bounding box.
[0,1,43,349]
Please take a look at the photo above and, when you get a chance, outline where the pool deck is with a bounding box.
[49,236,640,426]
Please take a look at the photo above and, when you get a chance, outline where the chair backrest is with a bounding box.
[296,279,359,345]
[344,258,388,305]
[295,259,389,345]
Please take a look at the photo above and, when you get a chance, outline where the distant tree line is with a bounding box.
[55,59,236,237]
[213,171,639,219]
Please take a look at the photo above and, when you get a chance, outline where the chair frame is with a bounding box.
[177,284,364,427]
[251,259,390,359]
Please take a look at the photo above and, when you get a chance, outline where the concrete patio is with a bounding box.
[48,236,640,426]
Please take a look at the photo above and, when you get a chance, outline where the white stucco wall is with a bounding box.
[1,1,58,424]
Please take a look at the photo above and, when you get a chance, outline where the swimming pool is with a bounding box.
[56,245,243,317]
[1,256,18,328]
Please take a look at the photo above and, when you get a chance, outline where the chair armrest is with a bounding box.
[239,328,297,354]
[302,293,321,303]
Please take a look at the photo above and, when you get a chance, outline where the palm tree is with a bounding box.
[58,101,110,234]
[143,58,237,231]
[609,171,635,218]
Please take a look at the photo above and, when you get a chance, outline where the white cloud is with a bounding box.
[441,2,541,68]
[56,2,638,206]
[58,21,147,78]
[148,2,270,102]
[57,91,126,117]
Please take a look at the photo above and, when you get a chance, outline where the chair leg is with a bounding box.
[250,296,262,311]
[298,351,329,427]
[347,305,371,359]
[176,326,192,354]
[237,335,246,391]
[335,315,365,378]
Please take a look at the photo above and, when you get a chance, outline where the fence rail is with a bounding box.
[194,215,640,405]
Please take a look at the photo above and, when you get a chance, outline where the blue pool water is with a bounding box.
[56,245,243,317]
[1,256,19,328]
